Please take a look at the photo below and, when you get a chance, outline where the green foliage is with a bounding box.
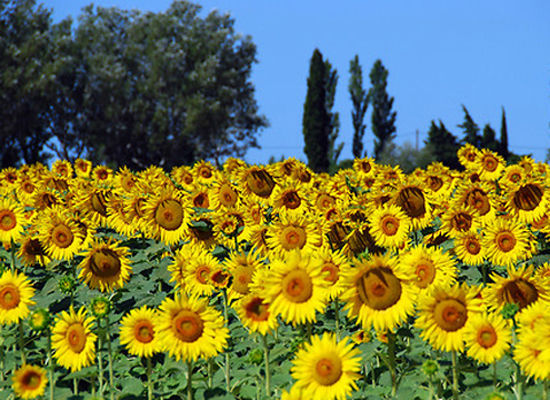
[424,120,462,170]
[368,59,397,160]
[458,105,482,148]
[378,141,434,173]
[481,124,500,152]
[349,54,369,159]
[499,107,510,161]
[302,49,330,173]
[325,59,343,170]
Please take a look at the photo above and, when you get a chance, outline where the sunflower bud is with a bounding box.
[248,348,263,365]
[90,296,111,319]
[484,391,506,400]
[29,308,51,332]
[58,276,77,294]
[421,359,439,377]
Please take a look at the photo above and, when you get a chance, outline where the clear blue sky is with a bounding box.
[43,0,550,165]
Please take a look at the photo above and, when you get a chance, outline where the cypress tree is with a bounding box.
[349,55,369,159]
[499,107,509,160]
[481,124,499,152]
[425,120,461,170]
[325,59,343,169]
[458,105,482,148]
[302,49,330,172]
[368,59,396,160]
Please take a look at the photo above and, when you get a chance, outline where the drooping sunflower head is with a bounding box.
[78,239,132,292]
[0,269,35,325]
[392,181,433,230]
[239,165,276,199]
[505,177,549,224]
[12,364,48,399]
[341,254,418,332]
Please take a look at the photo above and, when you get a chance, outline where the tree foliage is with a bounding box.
[424,120,461,170]
[368,59,396,160]
[349,55,369,159]
[324,59,343,170]
[499,107,510,160]
[302,49,330,173]
[458,105,482,148]
[1,0,268,169]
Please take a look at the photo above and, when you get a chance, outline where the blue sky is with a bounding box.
[43,0,550,165]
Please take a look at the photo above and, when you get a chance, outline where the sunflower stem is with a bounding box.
[187,359,193,400]
[47,333,55,400]
[106,315,115,400]
[543,380,549,400]
[334,299,340,340]
[492,362,497,388]
[10,239,15,271]
[97,319,104,395]
[146,356,153,400]
[207,358,214,388]
[18,320,26,366]
[73,377,78,395]
[261,334,271,397]
[451,351,459,400]
[222,289,231,392]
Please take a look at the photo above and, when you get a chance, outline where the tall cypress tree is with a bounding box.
[425,120,461,170]
[499,107,509,160]
[368,59,396,160]
[325,59,343,169]
[458,105,482,148]
[349,55,369,159]
[302,49,330,172]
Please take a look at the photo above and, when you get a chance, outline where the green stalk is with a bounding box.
[451,351,459,400]
[492,362,497,388]
[18,320,26,365]
[47,333,55,400]
[386,332,398,397]
[97,319,104,395]
[207,358,214,388]
[187,360,193,400]
[73,377,78,395]
[515,360,523,400]
[261,334,271,397]
[222,289,230,392]
[543,380,549,400]
[146,357,153,400]
[334,299,340,339]
[106,315,115,400]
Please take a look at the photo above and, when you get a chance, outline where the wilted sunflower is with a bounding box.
[78,239,132,292]
[464,312,512,365]
[119,306,160,358]
[483,217,534,267]
[262,250,328,326]
[0,197,26,244]
[0,269,35,324]
[415,283,484,352]
[485,264,550,313]
[505,177,549,224]
[368,203,411,249]
[291,333,361,400]
[51,306,97,372]
[12,364,48,399]
[392,180,433,230]
[266,211,321,256]
[144,188,188,245]
[17,233,51,267]
[235,293,278,335]
[341,254,418,332]
[157,293,229,362]
[238,165,276,199]
[400,244,457,292]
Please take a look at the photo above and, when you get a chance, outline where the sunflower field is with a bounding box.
[1,144,550,400]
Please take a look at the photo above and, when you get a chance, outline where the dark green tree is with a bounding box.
[325,59,343,170]
[349,55,369,159]
[481,124,499,152]
[424,120,462,170]
[368,59,396,160]
[458,105,482,148]
[499,107,510,160]
[0,0,58,167]
[303,49,330,172]
[68,1,267,169]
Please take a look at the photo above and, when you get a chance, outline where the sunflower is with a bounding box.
[17,233,51,267]
[51,306,97,372]
[400,244,457,292]
[187,184,217,210]
[119,306,160,358]
[353,157,377,179]
[464,312,512,364]
[12,364,48,399]
[224,251,262,303]
[236,293,278,335]
[0,269,35,325]
[0,197,26,244]
[157,293,229,362]
[262,250,328,326]
[341,254,418,332]
[314,248,350,301]
[514,328,550,381]
[113,166,137,195]
[483,217,534,267]
[15,177,37,203]
[238,165,276,199]
[290,333,361,400]
[266,211,321,257]
[192,160,218,185]
[500,164,526,189]
[440,205,480,238]
[143,188,188,245]
[106,193,135,237]
[74,158,92,178]
[183,250,220,297]
[453,231,487,266]
[451,181,496,226]
[209,178,241,210]
[415,283,484,352]
[392,180,433,230]
[368,203,411,249]
[92,165,114,184]
[484,264,550,313]
[78,239,132,292]
[475,149,505,181]
[505,177,549,224]
[167,244,204,290]
[170,165,195,189]
[270,182,309,215]
[74,187,111,227]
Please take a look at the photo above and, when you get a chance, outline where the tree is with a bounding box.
[378,141,434,173]
[303,49,330,172]
[0,0,58,167]
[424,120,462,170]
[458,105,482,148]
[349,55,369,159]
[368,59,396,160]
[499,107,509,160]
[324,59,343,170]
[481,124,499,152]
